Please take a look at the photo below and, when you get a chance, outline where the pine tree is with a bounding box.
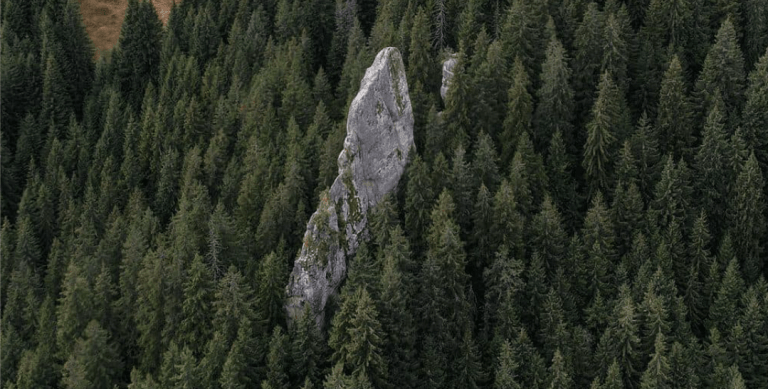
[404,154,433,255]
[737,286,768,387]
[742,48,768,179]
[452,326,483,389]
[694,17,746,126]
[534,36,575,155]
[291,305,325,387]
[500,0,547,85]
[639,333,670,389]
[491,180,524,259]
[61,321,121,389]
[257,251,289,330]
[546,130,580,231]
[695,94,734,235]
[419,190,472,371]
[408,7,435,92]
[583,71,630,197]
[346,288,388,387]
[472,184,495,270]
[473,131,501,193]
[112,0,163,111]
[263,326,290,389]
[684,211,712,333]
[531,195,567,274]
[378,243,416,388]
[178,253,214,355]
[656,56,694,160]
[601,10,630,93]
[473,41,508,138]
[728,152,766,280]
[708,258,745,335]
[501,57,533,165]
[39,53,72,141]
[605,286,641,386]
[743,1,768,68]
[494,339,521,389]
[549,349,574,389]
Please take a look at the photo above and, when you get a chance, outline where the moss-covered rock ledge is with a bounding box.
[285,47,415,328]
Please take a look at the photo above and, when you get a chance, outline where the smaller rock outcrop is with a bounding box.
[440,53,458,103]
[285,47,415,328]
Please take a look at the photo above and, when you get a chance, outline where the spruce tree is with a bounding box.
[61,321,121,389]
[534,36,576,155]
[549,349,574,389]
[728,152,766,281]
[639,333,670,389]
[656,56,694,160]
[404,154,433,255]
[742,47,768,178]
[694,17,746,126]
[494,339,522,389]
[583,71,630,197]
[346,288,388,387]
[112,0,163,111]
[178,253,214,355]
[501,57,533,165]
[708,258,745,336]
[695,94,734,236]
[263,326,290,389]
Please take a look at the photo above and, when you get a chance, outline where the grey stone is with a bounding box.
[440,53,458,103]
[285,47,414,328]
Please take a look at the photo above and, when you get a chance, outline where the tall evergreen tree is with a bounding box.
[694,17,746,126]
[111,0,163,111]
[742,47,768,179]
[534,36,575,155]
[656,56,694,161]
[501,57,533,165]
[728,152,766,281]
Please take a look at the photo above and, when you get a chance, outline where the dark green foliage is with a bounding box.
[112,0,163,112]
[534,35,575,156]
[501,57,533,165]
[728,153,766,281]
[6,1,768,387]
[656,56,694,161]
[694,17,746,126]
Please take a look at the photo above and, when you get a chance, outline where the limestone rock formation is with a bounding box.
[440,53,458,102]
[285,47,414,328]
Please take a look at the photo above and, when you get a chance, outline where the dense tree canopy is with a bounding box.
[3,0,768,388]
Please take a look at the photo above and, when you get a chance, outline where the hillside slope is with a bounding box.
[79,0,177,54]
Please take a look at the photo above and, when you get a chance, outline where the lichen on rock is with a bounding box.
[285,47,415,328]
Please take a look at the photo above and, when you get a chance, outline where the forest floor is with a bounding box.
[79,0,179,56]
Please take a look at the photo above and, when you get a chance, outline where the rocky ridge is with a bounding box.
[285,47,414,328]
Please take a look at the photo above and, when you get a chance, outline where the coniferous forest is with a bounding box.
[3,0,768,388]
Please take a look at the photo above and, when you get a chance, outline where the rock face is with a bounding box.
[440,53,458,102]
[285,47,414,328]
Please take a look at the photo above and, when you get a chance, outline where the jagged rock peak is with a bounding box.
[285,47,414,328]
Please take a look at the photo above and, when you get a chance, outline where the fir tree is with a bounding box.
[656,56,694,161]
[534,36,575,155]
[694,17,746,126]
[728,152,766,281]
[742,47,768,178]
[501,57,533,165]
[494,339,522,389]
[61,321,121,389]
[112,0,163,111]
[263,326,290,389]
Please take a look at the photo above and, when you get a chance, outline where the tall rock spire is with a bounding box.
[285,47,415,328]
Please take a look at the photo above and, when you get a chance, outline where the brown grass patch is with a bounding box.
[79,0,180,57]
